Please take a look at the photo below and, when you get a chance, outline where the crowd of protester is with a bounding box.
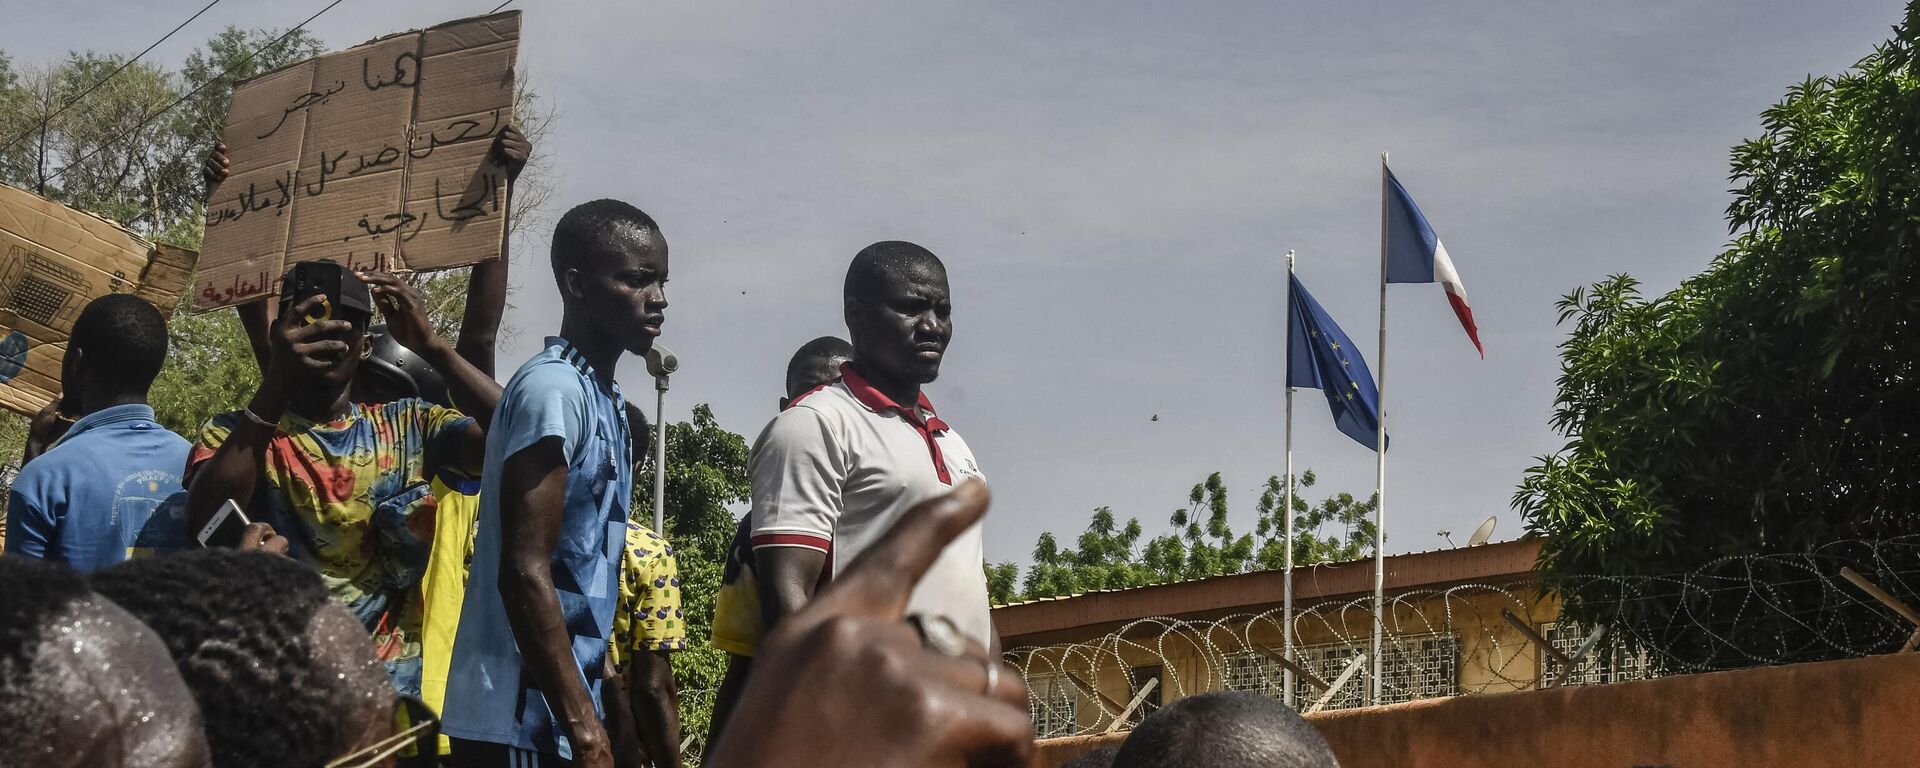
[0,128,1347,768]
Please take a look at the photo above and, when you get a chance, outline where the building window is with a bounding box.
[1027,674,1079,738]
[1379,634,1460,704]
[1223,651,1285,699]
[1127,665,1164,725]
[1540,622,1654,687]
[1290,642,1367,712]
[1289,634,1459,711]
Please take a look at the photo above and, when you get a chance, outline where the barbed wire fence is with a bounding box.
[1002,536,1920,738]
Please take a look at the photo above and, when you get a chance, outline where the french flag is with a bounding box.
[1384,168,1483,357]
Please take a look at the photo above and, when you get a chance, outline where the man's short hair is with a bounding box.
[0,557,207,768]
[1112,692,1339,768]
[786,336,853,388]
[551,198,661,283]
[0,556,93,704]
[843,240,944,305]
[68,293,168,395]
[1063,745,1121,768]
[91,550,355,768]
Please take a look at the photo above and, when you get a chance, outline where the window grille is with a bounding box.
[1541,622,1654,686]
[1289,634,1459,711]
[1027,674,1078,738]
[1223,651,1286,699]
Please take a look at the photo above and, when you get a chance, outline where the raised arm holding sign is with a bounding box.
[194,11,521,312]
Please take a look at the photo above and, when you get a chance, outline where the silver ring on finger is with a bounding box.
[982,657,1000,697]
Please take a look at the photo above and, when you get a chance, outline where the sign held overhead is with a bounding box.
[195,10,520,311]
[0,183,198,417]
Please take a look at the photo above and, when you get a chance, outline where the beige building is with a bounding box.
[995,539,1652,737]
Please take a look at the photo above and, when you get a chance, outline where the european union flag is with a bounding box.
[1286,273,1385,452]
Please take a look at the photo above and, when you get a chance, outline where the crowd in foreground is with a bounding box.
[0,130,1346,768]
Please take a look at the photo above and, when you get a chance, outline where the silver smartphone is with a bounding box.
[196,499,251,548]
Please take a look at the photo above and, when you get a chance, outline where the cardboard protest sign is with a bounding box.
[195,11,519,311]
[0,182,198,416]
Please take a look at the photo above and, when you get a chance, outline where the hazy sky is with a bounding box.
[8,1,1904,568]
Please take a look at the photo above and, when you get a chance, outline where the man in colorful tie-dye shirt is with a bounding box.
[183,268,503,696]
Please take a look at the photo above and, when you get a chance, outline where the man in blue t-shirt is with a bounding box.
[6,294,189,572]
[444,199,670,768]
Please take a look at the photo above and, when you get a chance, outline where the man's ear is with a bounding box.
[842,297,863,337]
[561,267,586,301]
[61,345,82,391]
[357,333,373,361]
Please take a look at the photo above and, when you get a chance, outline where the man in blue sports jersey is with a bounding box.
[444,199,669,768]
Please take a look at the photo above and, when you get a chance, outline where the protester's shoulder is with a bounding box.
[770,384,865,433]
[9,451,57,494]
[506,347,589,386]
[791,381,863,416]
[376,397,472,430]
[623,522,674,562]
[192,410,246,443]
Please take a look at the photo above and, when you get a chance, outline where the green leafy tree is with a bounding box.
[985,561,1020,605]
[1252,470,1378,571]
[1018,506,1159,599]
[1001,470,1377,602]
[632,404,751,758]
[1515,3,1920,669]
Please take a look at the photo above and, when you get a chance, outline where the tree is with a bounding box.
[631,404,751,759]
[1514,3,1920,669]
[998,469,1378,602]
[1252,470,1378,571]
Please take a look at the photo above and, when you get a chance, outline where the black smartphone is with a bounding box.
[280,261,372,326]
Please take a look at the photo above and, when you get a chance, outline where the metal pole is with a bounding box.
[652,377,668,534]
[1283,249,1297,709]
[1372,152,1390,706]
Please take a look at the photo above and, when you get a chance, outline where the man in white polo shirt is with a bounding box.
[750,241,994,648]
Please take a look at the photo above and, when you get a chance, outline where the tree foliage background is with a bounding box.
[1514,3,1920,669]
[993,469,1377,604]
[632,404,751,755]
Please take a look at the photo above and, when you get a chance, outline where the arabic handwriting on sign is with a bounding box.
[408,108,503,160]
[199,270,274,307]
[434,173,500,223]
[348,145,402,177]
[211,174,296,229]
[257,79,347,140]
[355,213,422,241]
[305,149,348,197]
[362,51,420,92]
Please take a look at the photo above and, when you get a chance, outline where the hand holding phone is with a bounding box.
[197,499,251,548]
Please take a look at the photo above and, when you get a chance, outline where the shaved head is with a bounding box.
[784,336,854,402]
[1113,692,1338,768]
[0,558,210,768]
[843,240,945,307]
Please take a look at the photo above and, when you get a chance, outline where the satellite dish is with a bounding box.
[1466,515,1498,547]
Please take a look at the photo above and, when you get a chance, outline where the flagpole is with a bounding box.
[1372,152,1389,706]
[1282,249,1297,708]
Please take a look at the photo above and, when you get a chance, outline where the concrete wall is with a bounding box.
[1032,652,1920,768]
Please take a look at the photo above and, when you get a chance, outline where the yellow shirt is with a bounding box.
[418,476,481,755]
[710,516,764,657]
[609,522,688,673]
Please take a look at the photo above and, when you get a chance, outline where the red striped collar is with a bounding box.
[838,363,948,432]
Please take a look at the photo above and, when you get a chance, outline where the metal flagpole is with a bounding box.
[1283,249,1298,709]
[1371,153,1390,706]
